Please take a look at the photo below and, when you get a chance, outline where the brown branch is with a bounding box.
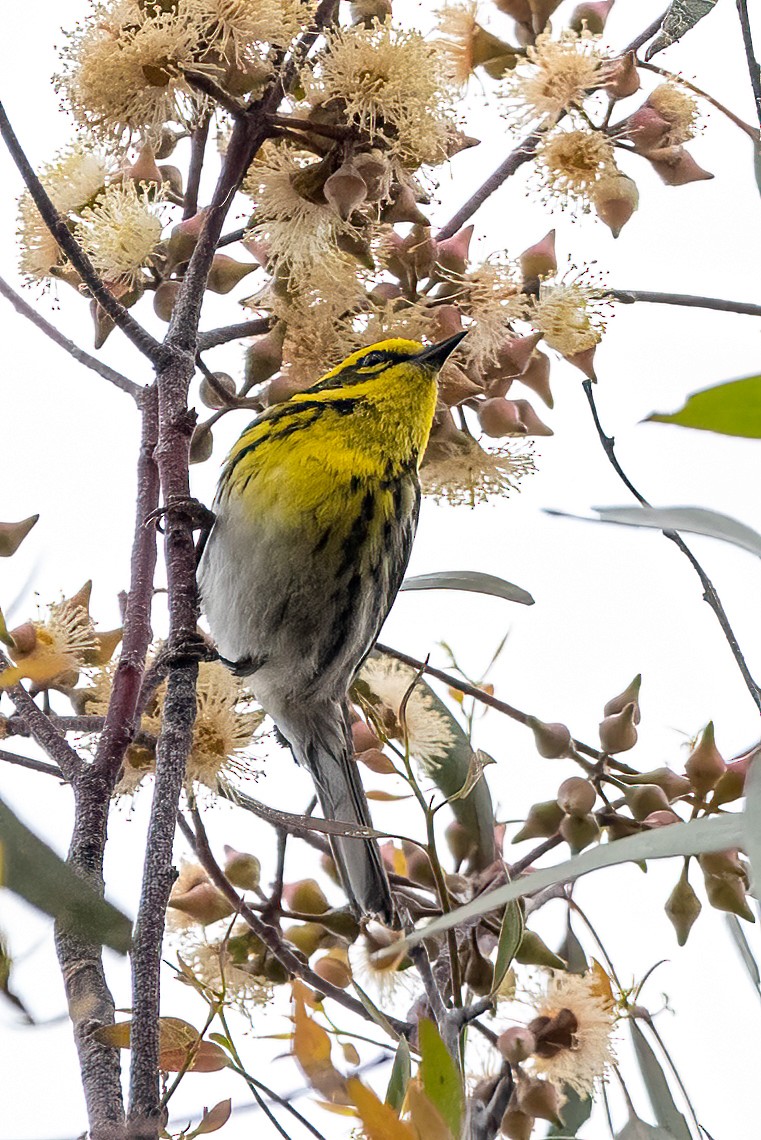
[0,102,168,367]
[179,808,411,1036]
[0,276,143,400]
[197,316,272,350]
[216,226,247,249]
[608,288,761,318]
[183,117,210,220]
[627,9,670,55]
[183,71,247,119]
[737,0,761,128]
[581,379,761,715]
[437,130,543,242]
[0,747,63,779]
[5,685,82,782]
[94,385,159,782]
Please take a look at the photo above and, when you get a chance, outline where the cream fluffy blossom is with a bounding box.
[421,434,533,507]
[179,921,275,1011]
[535,128,617,204]
[528,279,609,355]
[17,146,110,282]
[444,258,525,373]
[502,29,605,127]
[359,655,456,770]
[303,23,455,166]
[74,180,165,288]
[527,970,618,1095]
[183,0,305,60]
[0,596,97,689]
[647,82,699,146]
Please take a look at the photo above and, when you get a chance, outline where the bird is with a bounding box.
[198,331,467,920]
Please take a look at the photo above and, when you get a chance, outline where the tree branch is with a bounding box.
[183,117,210,220]
[5,684,82,782]
[0,276,143,400]
[437,130,543,242]
[737,0,761,128]
[582,379,761,715]
[608,288,761,318]
[0,102,168,367]
[0,747,63,779]
[197,317,272,350]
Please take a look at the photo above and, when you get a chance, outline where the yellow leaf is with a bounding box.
[406,1078,455,1140]
[342,1042,360,1067]
[366,791,413,801]
[292,983,348,1103]
[159,1041,229,1073]
[347,1078,417,1140]
[590,959,616,1008]
[93,1021,133,1049]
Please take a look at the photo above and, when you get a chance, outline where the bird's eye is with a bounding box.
[358,351,387,369]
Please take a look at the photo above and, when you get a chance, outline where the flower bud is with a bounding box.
[265,372,307,405]
[283,879,329,916]
[124,143,163,186]
[241,232,271,267]
[486,332,544,388]
[564,344,597,380]
[519,229,556,282]
[8,622,37,655]
[517,1076,563,1124]
[514,348,553,407]
[379,182,430,225]
[642,809,681,828]
[557,776,596,817]
[685,722,726,797]
[166,209,208,265]
[625,783,670,821]
[440,364,483,406]
[284,922,327,957]
[559,812,600,853]
[698,848,746,879]
[153,279,181,322]
[335,230,375,269]
[444,127,481,156]
[350,0,393,25]
[223,846,261,891]
[529,0,563,34]
[314,906,361,942]
[599,702,638,753]
[592,173,639,238]
[646,146,714,186]
[189,423,213,464]
[445,821,473,867]
[464,945,495,994]
[605,813,641,841]
[493,0,532,19]
[402,840,436,888]
[353,150,390,201]
[206,254,256,294]
[527,716,572,759]
[478,397,528,437]
[599,51,641,100]
[512,799,565,843]
[155,127,183,160]
[356,747,396,774]
[313,949,352,989]
[570,0,614,34]
[199,371,236,410]
[514,930,566,969]
[407,224,437,280]
[351,719,381,753]
[244,323,286,390]
[703,872,754,921]
[617,105,670,152]
[497,1026,536,1064]
[500,1105,535,1140]
[603,674,641,721]
[510,399,553,437]
[323,163,368,221]
[665,871,701,945]
[436,225,474,276]
[713,752,753,806]
[158,163,183,196]
[168,881,235,925]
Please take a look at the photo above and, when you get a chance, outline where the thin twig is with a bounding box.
[0,276,143,400]
[437,130,543,242]
[216,226,247,249]
[737,0,761,128]
[608,288,761,318]
[638,61,759,140]
[0,747,63,779]
[183,72,247,119]
[582,379,761,714]
[628,9,670,55]
[5,685,82,782]
[183,117,210,220]
[0,102,167,367]
[197,317,271,350]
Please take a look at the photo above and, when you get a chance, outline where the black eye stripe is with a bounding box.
[358,351,390,368]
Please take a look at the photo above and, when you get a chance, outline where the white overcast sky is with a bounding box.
[1,1,760,1138]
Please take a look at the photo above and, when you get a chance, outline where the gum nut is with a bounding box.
[444,127,481,156]
[512,799,565,843]
[223,846,261,891]
[283,879,329,915]
[125,143,162,185]
[445,820,473,864]
[436,225,474,275]
[642,809,681,828]
[155,127,182,160]
[153,280,181,322]
[199,371,236,409]
[593,174,639,237]
[646,146,714,186]
[440,364,483,406]
[703,873,755,921]
[431,303,465,339]
[189,423,213,464]
[527,716,572,759]
[570,0,615,34]
[486,374,514,399]
[167,882,235,925]
[266,372,309,405]
[599,51,641,100]
[407,224,437,278]
[519,229,556,280]
[713,755,752,806]
[630,767,691,800]
[313,951,352,989]
[559,812,600,853]
[599,702,638,753]
[564,344,597,380]
[514,930,565,969]
[464,949,494,995]
[244,324,286,387]
[352,720,380,753]
[284,922,328,957]
[357,747,396,774]
[698,848,744,878]
[350,0,393,25]
[557,776,596,817]
[510,399,553,437]
[685,722,726,796]
[323,163,368,220]
[529,0,564,33]
[513,20,535,47]
[7,622,37,656]
[353,150,389,201]
[492,331,544,379]
[517,348,553,407]
[500,1106,535,1140]
[603,674,641,720]
[616,105,670,151]
[158,163,183,196]
[206,254,256,294]
[241,233,271,266]
[517,1076,563,1124]
[497,1027,537,1064]
[665,874,702,945]
[369,281,404,305]
[478,397,527,437]
[625,783,670,820]
[167,208,208,262]
[379,182,430,225]
[606,813,641,840]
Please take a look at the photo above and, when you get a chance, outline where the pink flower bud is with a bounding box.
[713,751,754,806]
[323,163,368,220]
[685,722,726,797]
[379,182,430,225]
[617,104,670,152]
[509,399,553,437]
[369,281,404,305]
[564,344,597,380]
[529,0,564,34]
[599,701,638,753]
[206,254,256,294]
[431,304,465,340]
[642,809,681,828]
[500,1106,535,1140]
[199,371,236,410]
[557,776,596,817]
[604,674,642,721]
[124,143,163,185]
[353,151,390,201]
[486,332,544,383]
[241,233,271,267]
[352,720,381,753]
[570,0,615,34]
[646,146,714,186]
[527,716,572,759]
[519,229,556,281]
[245,323,286,389]
[478,397,527,437]
[493,0,532,20]
[599,50,641,100]
[436,225,474,275]
[356,747,396,774]
[516,348,554,407]
[517,1076,563,1124]
[439,364,483,406]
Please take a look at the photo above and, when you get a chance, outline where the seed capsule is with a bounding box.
[557,776,596,817]
[283,879,329,916]
[625,783,670,821]
[497,1026,537,1064]
[527,716,572,759]
[665,870,702,945]
[512,799,565,843]
[519,229,556,282]
[223,846,261,891]
[685,722,726,796]
[199,371,236,410]
[599,702,638,753]
[517,1076,563,1124]
[559,812,600,853]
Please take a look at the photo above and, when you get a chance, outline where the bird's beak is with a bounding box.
[413,330,469,371]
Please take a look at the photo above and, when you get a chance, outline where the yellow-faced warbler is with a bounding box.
[198,332,467,919]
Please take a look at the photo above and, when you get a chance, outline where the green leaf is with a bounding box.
[645,374,761,438]
[558,915,588,975]
[418,1018,464,1139]
[385,1036,411,1112]
[630,1022,692,1140]
[546,1086,593,1137]
[580,506,761,559]
[395,814,745,953]
[745,756,761,907]
[0,796,132,954]
[492,898,524,994]
[644,0,720,61]
[400,570,534,606]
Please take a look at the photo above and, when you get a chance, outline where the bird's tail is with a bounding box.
[275,699,394,923]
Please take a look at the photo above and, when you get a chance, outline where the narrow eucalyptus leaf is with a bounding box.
[492,899,524,994]
[646,374,761,438]
[744,756,761,902]
[385,1037,411,1111]
[630,1022,692,1140]
[644,0,720,61]
[419,1018,464,1137]
[550,506,761,560]
[400,570,534,606]
[546,1085,594,1136]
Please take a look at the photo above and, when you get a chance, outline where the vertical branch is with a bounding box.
[183,117,210,220]
[737,0,761,127]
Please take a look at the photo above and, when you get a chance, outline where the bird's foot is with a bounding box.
[144,496,216,535]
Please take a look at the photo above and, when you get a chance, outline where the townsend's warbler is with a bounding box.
[198,332,467,919]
